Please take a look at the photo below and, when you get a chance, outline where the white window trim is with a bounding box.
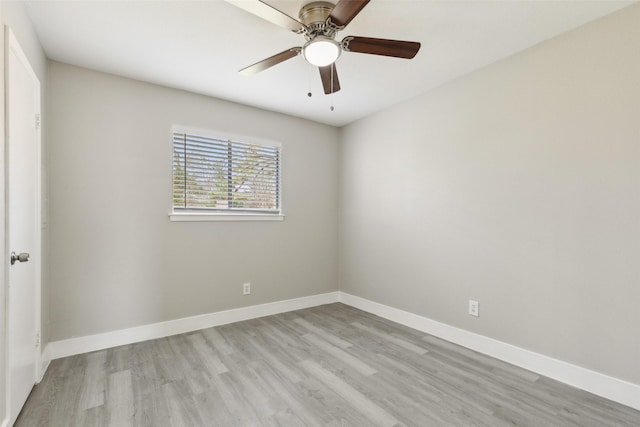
[170,126,284,222]
[169,212,284,222]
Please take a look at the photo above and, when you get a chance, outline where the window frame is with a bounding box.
[169,126,284,222]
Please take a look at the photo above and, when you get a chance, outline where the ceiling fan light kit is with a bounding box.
[227,0,421,94]
[303,36,341,67]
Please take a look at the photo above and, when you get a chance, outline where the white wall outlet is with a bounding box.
[243,282,251,295]
[469,300,479,317]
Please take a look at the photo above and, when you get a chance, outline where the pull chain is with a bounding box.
[307,63,313,98]
[330,64,335,111]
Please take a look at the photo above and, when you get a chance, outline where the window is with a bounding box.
[171,130,282,220]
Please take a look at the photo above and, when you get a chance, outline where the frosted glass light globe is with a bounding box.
[303,37,341,67]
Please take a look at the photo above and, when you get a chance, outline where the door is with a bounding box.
[6,28,41,425]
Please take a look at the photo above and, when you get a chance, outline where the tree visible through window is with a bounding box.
[172,131,281,213]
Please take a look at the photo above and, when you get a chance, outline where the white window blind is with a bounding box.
[173,131,281,213]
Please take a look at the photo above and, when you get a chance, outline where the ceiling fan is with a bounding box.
[225,0,421,94]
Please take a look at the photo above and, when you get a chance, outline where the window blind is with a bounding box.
[173,131,281,213]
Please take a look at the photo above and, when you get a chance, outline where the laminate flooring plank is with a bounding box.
[13,368,57,427]
[229,364,281,419]
[46,360,86,426]
[52,353,86,379]
[16,303,640,427]
[415,340,569,420]
[129,358,164,398]
[201,327,236,356]
[106,369,134,426]
[301,309,359,338]
[316,304,427,341]
[420,335,538,385]
[74,405,107,427]
[368,352,445,403]
[160,380,204,427]
[168,333,218,396]
[299,358,400,427]
[216,322,267,366]
[422,334,541,382]
[246,337,304,384]
[301,332,377,376]
[419,349,555,414]
[293,316,354,349]
[341,344,501,426]
[269,408,308,427]
[351,321,429,355]
[187,332,230,375]
[359,348,506,426]
[536,377,639,426]
[78,350,107,411]
[314,320,541,422]
[200,366,264,426]
[132,381,172,427]
[296,376,377,427]
[193,387,235,426]
[255,318,313,362]
[250,360,326,427]
[321,355,450,426]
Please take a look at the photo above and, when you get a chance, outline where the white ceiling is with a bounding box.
[26,0,634,127]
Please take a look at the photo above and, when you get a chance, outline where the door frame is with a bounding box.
[2,26,42,425]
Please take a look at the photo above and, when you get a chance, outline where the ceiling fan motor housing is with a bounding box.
[299,1,339,40]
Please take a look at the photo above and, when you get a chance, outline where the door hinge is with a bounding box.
[35,331,41,347]
[35,114,41,130]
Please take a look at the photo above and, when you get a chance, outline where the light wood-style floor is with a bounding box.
[16,303,640,426]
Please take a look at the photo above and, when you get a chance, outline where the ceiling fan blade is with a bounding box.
[329,0,370,28]
[343,36,421,59]
[319,64,341,94]
[240,48,301,76]
[225,0,306,33]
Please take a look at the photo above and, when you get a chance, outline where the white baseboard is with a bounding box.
[47,291,340,360]
[338,292,640,411]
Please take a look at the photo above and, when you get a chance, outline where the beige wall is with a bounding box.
[47,62,339,341]
[339,5,640,384]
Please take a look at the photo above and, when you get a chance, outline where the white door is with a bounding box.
[6,29,41,425]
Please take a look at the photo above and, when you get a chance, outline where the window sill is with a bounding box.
[169,212,285,222]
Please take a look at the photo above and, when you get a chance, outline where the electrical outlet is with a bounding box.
[469,300,479,317]
[243,282,251,295]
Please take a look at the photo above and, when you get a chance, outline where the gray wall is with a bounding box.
[339,5,640,385]
[48,62,339,341]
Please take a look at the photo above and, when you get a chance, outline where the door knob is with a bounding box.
[10,252,29,265]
